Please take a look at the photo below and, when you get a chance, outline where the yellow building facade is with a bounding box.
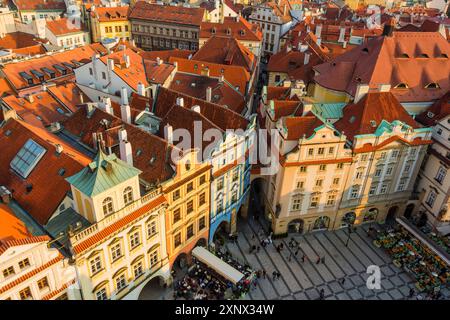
[90,6,131,43]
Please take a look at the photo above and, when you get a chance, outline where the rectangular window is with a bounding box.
[173,208,181,224]
[426,191,436,208]
[18,258,30,270]
[2,266,15,278]
[19,287,33,300]
[332,178,340,186]
[336,163,344,170]
[315,179,323,187]
[149,250,158,266]
[129,232,140,250]
[350,185,360,199]
[307,148,314,156]
[318,148,325,155]
[102,72,106,80]
[172,189,180,201]
[186,200,194,214]
[110,243,122,262]
[90,256,102,275]
[199,192,206,206]
[328,147,334,154]
[147,220,157,238]
[296,180,304,190]
[37,277,49,291]
[435,166,447,184]
[369,183,377,196]
[186,182,194,193]
[397,178,407,191]
[319,164,326,171]
[291,195,302,211]
[380,184,388,194]
[199,175,206,185]
[187,224,194,239]
[133,261,144,278]
[174,233,182,247]
[299,166,307,173]
[386,166,393,176]
[232,168,239,182]
[326,194,336,206]
[310,195,319,208]
[217,198,224,212]
[115,274,126,292]
[375,168,382,177]
[96,288,107,300]
[198,217,206,230]
[356,170,364,179]
[217,178,224,190]
[391,150,399,159]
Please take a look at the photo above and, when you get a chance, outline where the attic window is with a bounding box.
[58,168,66,176]
[349,116,356,124]
[425,83,439,89]
[362,47,369,53]
[439,53,448,59]
[418,53,429,58]
[399,53,410,58]
[427,111,435,118]
[395,83,408,89]
[5,130,11,136]
[211,27,216,34]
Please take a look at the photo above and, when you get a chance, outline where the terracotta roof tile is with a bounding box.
[200,16,262,42]
[143,59,175,85]
[129,2,205,26]
[140,49,194,62]
[0,203,31,242]
[91,6,130,22]
[10,0,66,11]
[0,119,91,224]
[416,91,450,126]
[282,115,325,140]
[46,18,85,36]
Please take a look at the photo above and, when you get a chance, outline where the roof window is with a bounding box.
[10,139,46,179]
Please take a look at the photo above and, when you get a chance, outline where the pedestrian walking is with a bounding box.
[316,256,321,264]
[272,271,277,281]
[294,250,299,256]
[341,277,346,285]
[319,289,325,300]
[251,234,256,240]
[263,270,267,279]
[257,246,261,253]
[321,256,326,264]
[276,272,281,280]
[301,254,306,263]
[408,288,415,298]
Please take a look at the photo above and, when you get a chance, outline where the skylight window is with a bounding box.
[10,139,46,179]
[395,83,408,89]
[427,111,435,118]
[425,83,440,89]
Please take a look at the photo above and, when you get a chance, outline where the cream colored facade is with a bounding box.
[0,239,79,300]
[67,151,170,300]
[415,114,450,232]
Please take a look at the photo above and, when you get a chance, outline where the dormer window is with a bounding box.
[123,186,133,205]
[370,120,377,127]
[418,53,429,58]
[102,197,114,216]
[425,83,439,89]
[211,27,216,34]
[399,53,409,58]
[349,116,356,123]
[395,83,408,89]
[439,53,448,59]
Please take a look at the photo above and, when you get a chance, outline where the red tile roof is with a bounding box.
[0,235,49,256]
[0,204,31,242]
[193,36,255,73]
[153,87,249,132]
[46,18,85,36]
[46,82,90,113]
[200,16,262,42]
[169,72,246,114]
[0,119,91,224]
[143,59,175,85]
[313,32,450,103]
[91,5,130,22]
[169,57,250,95]
[0,32,46,50]
[1,91,70,127]
[2,45,97,92]
[271,100,303,121]
[10,0,66,11]
[416,91,450,126]
[334,91,421,142]
[140,49,194,62]
[129,2,205,26]
[282,115,324,140]
[73,195,167,254]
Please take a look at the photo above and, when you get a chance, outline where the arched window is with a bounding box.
[123,187,133,205]
[102,197,114,216]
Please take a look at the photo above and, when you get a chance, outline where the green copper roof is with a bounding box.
[66,148,142,197]
[312,103,346,120]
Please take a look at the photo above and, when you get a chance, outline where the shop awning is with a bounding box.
[396,217,450,266]
[192,246,245,284]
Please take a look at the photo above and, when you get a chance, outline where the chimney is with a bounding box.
[219,75,224,82]
[176,97,184,107]
[191,105,201,113]
[79,92,84,104]
[206,87,212,102]
[354,84,370,103]
[164,123,173,144]
[107,58,115,71]
[55,144,63,154]
[0,186,12,204]
[286,44,292,53]
[156,57,162,65]
[124,54,131,68]
[137,82,145,96]
[342,40,347,49]
[382,17,395,37]
[315,24,322,39]
[378,84,391,92]
[317,38,322,46]
[303,52,310,65]
[302,103,313,116]
[120,87,128,106]
[101,97,113,115]
[338,26,346,43]
[283,4,287,15]
[121,104,131,124]
[119,129,133,166]
[25,94,34,103]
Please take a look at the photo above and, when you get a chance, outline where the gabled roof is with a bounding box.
[129,2,205,26]
[282,115,325,140]
[200,16,262,42]
[10,0,66,11]
[0,32,46,50]
[416,91,450,126]
[333,91,421,142]
[169,72,246,114]
[193,36,255,73]
[0,119,91,224]
[91,6,130,22]
[46,18,85,36]
[46,82,90,113]
[143,59,175,85]
[313,32,450,103]
[66,147,141,197]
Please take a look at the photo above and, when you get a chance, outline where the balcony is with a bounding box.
[71,188,162,245]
